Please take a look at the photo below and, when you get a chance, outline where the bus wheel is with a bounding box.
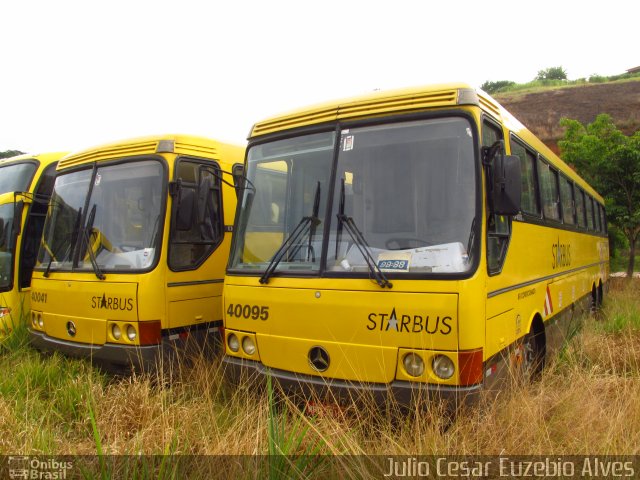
[591,285,600,314]
[522,320,545,381]
[597,282,604,308]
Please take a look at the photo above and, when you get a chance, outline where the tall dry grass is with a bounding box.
[0,279,638,464]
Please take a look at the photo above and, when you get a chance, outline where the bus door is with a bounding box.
[166,157,225,332]
[19,162,58,294]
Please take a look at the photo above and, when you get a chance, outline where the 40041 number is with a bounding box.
[226,304,269,321]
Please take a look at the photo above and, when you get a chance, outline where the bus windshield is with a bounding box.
[0,203,16,291]
[0,163,37,195]
[230,117,477,277]
[38,160,164,273]
[230,132,334,274]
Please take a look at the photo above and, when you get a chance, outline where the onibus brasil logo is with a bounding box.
[8,456,73,479]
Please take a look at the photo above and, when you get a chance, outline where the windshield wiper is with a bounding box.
[80,204,106,280]
[337,214,393,289]
[259,182,321,284]
[335,176,392,288]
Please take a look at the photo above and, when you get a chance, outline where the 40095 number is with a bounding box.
[226,304,269,321]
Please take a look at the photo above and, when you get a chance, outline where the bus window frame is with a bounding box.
[483,115,512,276]
[585,194,595,231]
[509,133,542,219]
[333,111,482,281]
[0,160,40,195]
[0,201,20,293]
[559,172,576,226]
[36,155,169,276]
[168,156,225,273]
[18,162,59,289]
[234,109,483,282]
[537,155,562,224]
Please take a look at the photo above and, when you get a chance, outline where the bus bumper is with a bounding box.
[222,355,482,409]
[28,326,220,374]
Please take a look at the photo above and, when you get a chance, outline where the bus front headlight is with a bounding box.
[432,355,455,379]
[112,324,122,340]
[227,333,239,352]
[403,352,425,377]
[242,336,256,355]
[126,324,137,341]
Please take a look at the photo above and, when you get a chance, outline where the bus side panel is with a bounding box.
[166,282,223,329]
[486,220,607,360]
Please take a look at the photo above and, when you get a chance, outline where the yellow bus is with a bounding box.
[28,135,244,372]
[223,83,609,405]
[0,152,66,336]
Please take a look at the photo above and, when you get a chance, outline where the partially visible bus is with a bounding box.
[0,152,66,336]
[223,83,609,406]
[29,135,244,372]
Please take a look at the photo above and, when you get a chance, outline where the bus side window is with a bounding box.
[559,175,576,225]
[510,136,540,216]
[169,159,223,270]
[594,200,601,232]
[586,195,595,231]
[576,188,586,228]
[484,119,511,275]
[538,158,560,221]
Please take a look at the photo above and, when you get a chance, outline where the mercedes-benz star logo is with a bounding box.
[66,321,76,337]
[308,346,330,372]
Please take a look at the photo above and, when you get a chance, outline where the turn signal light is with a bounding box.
[138,320,161,345]
[458,348,484,385]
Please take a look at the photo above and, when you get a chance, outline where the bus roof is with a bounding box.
[249,82,479,138]
[57,134,245,171]
[0,151,67,168]
[249,82,603,203]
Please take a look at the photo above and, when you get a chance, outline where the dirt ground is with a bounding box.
[495,80,640,154]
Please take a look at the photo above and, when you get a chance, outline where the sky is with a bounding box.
[1,0,638,154]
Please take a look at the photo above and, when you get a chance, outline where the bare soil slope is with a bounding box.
[495,80,640,154]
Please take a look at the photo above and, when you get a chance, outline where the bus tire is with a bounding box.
[597,281,604,308]
[522,317,545,381]
[591,284,600,314]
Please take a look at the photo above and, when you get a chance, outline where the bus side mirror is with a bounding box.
[492,154,521,216]
[0,218,4,247]
[175,188,195,231]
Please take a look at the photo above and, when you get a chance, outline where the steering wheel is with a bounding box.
[385,237,432,250]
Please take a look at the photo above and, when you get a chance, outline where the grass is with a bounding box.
[0,280,639,476]
[488,73,640,97]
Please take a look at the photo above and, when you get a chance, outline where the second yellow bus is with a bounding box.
[29,135,244,372]
[0,152,66,336]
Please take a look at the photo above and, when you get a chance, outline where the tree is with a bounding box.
[559,114,640,276]
[0,149,24,159]
[535,66,567,81]
[480,80,516,94]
